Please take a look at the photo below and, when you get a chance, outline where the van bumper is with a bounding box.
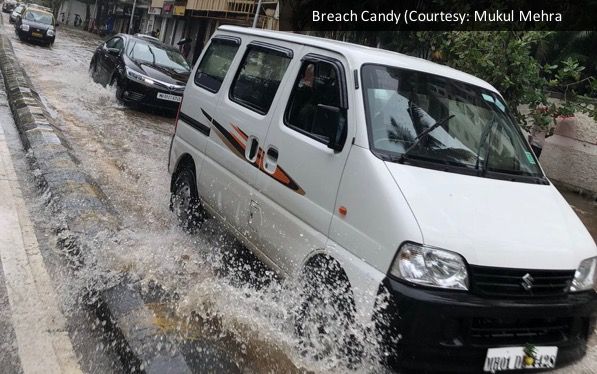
[375,277,597,373]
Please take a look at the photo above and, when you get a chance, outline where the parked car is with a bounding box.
[89,33,190,111]
[168,25,597,373]
[9,3,24,23]
[14,7,56,46]
[1,0,17,13]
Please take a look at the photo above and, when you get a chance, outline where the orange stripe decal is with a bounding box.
[203,109,306,196]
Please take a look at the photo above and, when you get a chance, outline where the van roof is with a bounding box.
[218,25,499,93]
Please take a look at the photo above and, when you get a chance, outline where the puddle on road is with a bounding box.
[147,301,305,373]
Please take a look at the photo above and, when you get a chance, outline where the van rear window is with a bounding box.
[230,47,291,115]
[194,39,240,93]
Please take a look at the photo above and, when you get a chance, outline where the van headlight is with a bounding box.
[47,29,54,37]
[390,242,469,290]
[570,257,597,292]
[20,24,29,31]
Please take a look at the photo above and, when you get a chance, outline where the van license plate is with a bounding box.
[32,32,43,38]
[483,346,557,371]
[157,93,181,102]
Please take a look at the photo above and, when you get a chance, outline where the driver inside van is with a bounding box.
[292,63,316,130]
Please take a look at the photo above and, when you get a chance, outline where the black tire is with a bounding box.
[295,257,362,366]
[170,167,203,232]
[89,60,98,80]
[110,74,124,101]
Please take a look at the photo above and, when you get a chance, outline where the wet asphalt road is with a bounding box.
[0,15,595,373]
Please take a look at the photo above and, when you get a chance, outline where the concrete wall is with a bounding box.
[539,112,597,196]
[58,0,89,26]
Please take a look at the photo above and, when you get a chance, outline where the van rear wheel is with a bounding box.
[171,168,203,232]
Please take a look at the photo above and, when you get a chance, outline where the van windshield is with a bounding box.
[362,64,544,180]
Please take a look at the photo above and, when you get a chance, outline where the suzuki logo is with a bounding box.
[521,273,534,291]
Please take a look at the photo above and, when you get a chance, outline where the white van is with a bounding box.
[168,26,597,372]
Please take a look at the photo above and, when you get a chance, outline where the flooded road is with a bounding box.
[1,16,595,373]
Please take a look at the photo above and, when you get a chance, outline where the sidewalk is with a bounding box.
[0,93,82,373]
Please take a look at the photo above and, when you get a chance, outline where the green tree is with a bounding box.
[434,32,596,129]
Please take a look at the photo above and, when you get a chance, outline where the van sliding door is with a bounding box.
[199,40,296,240]
[252,49,354,275]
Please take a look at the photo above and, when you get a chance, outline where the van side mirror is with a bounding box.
[313,104,347,153]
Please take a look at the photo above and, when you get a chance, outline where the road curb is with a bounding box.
[94,281,193,374]
[0,35,119,254]
[0,34,195,373]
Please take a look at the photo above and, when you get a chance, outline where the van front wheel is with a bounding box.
[170,168,203,232]
[295,257,362,366]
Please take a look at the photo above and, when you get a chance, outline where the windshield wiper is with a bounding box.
[398,114,454,163]
[147,45,157,65]
[474,113,497,173]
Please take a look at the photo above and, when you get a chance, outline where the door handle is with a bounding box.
[263,146,278,174]
[245,136,259,163]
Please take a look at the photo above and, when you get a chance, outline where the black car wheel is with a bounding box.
[89,59,98,79]
[170,167,204,232]
[110,74,124,101]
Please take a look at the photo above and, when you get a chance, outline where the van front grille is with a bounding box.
[469,265,574,298]
[468,317,573,346]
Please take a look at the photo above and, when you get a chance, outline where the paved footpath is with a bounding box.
[0,96,82,373]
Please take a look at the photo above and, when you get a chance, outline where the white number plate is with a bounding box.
[157,92,182,102]
[484,346,557,372]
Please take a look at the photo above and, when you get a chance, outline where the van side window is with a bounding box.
[230,46,291,115]
[284,60,343,143]
[194,39,240,93]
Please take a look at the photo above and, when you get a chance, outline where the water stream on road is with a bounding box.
[2,17,595,373]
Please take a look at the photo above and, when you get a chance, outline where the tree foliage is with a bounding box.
[433,31,596,129]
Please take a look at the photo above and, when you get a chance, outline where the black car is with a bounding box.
[90,34,190,111]
[15,8,56,46]
[2,0,16,13]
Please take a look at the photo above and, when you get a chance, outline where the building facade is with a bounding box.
[59,0,279,64]
[146,0,279,63]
